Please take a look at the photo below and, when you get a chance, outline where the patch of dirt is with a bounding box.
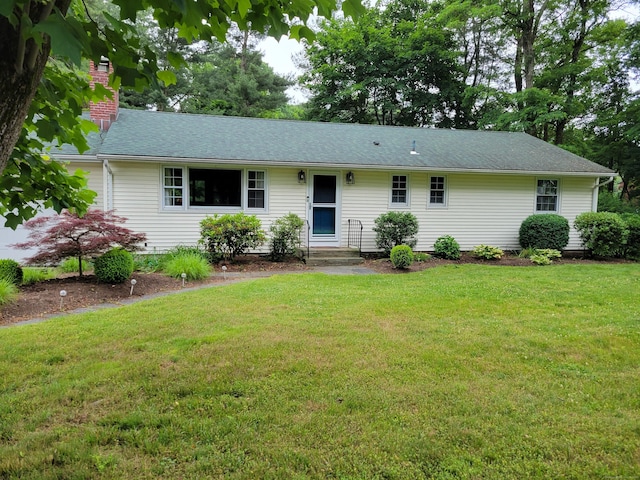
[0,256,308,327]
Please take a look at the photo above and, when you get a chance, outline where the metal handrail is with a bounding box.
[300,219,310,262]
[347,219,363,255]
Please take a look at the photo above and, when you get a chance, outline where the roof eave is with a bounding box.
[96,154,615,177]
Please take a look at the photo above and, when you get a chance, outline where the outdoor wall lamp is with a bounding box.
[298,170,306,183]
[346,171,355,185]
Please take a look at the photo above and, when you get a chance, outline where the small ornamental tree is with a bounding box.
[13,210,147,276]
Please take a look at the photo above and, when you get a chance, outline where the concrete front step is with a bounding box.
[304,247,363,266]
[308,247,361,258]
[306,256,364,267]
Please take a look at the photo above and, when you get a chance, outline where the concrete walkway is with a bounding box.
[3,265,378,328]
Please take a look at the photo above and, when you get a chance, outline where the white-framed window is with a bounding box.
[391,174,408,206]
[429,176,446,207]
[162,166,267,211]
[247,170,266,209]
[163,167,184,208]
[536,179,559,212]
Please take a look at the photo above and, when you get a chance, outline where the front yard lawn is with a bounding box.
[0,264,638,479]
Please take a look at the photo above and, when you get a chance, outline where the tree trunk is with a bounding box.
[521,0,537,90]
[0,1,72,173]
[554,0,588,145]
[514,36,524,93]
[78,254,84,277]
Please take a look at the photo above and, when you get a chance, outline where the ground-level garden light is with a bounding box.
[130,279,137,296]
[222,265,227,280]
[181,272,186,287]
[59,290,67,310]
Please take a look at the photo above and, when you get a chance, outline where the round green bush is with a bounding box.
[433,235,461,260]
[621,213,640,259]
[0,259,23,286]
[373,212,419,255]
[390,245,414,269]
[94,248,134,284]
[519,214,569,250]
[574,212,628,257]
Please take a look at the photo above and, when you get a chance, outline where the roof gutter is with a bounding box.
[96,154,613,178]
[592,175,615,211]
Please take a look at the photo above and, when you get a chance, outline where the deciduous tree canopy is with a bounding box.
[13,209,146,276]
[0,0,364,227]
[300,0,640,205]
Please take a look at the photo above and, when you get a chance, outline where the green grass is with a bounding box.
[0,264,638,479]
[58,257,92,274]
[21,267,57,285]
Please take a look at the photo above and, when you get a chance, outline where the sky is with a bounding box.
[259,36,307,103]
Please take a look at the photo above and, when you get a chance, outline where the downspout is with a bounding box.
[103,159,114,211]
[592,176,614,211]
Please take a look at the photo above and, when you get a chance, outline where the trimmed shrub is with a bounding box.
[0,259,23,286]
[269,213,304,261]
[94,248,134,284]
[390,245,414,269]
[0,278,18,305]
[373,212,418,255]
[574,212,628,257]
[472,245,504,260]
[621,213,640,259]
[163,252,211,280]
[519,214,570,250]
[433,235,461,260]
[200,213,266,261]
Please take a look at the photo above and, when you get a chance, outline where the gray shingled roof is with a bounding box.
[97,109,613,176]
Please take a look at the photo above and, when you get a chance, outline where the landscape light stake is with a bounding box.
[181,272,186,287]
[59,290,67,310]
[222,265,227,280]
[130,279,137,296]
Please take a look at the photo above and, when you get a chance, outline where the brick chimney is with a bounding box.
[89,58,119,131]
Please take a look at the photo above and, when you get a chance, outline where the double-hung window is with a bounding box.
[247,171,265,209]
[391,175,408,206]
[536,179,559,212]
[429,176,446,207]
[162,167,266,210]
[163,167,184,207]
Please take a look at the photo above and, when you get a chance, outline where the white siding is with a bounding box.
[107,162,598,254]
[74,161,105,209]
[341,171,595,252]
[109,162,307,253]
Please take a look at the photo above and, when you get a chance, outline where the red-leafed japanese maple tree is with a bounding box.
[13,210,147,276]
